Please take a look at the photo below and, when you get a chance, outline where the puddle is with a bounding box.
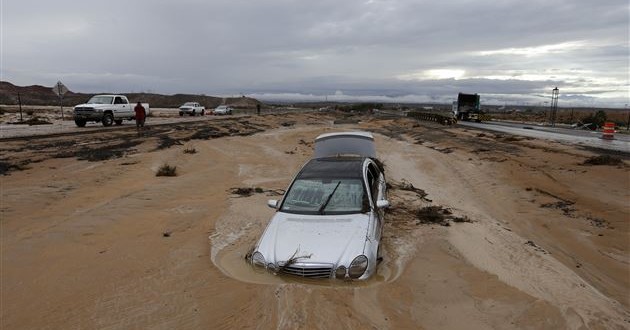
[209,188,427,287]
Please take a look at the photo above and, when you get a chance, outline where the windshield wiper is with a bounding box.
[318,181,341,215]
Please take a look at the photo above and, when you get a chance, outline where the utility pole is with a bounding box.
[18,92,23,121]
[549,87,559,127]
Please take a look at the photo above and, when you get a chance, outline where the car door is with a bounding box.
[366,162,383,241]
[113,96,131,117]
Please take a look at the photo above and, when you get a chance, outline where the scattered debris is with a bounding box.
[0,161,30,175]
[278,248,313,274]
[582,155,623,166]
[501,136,523,142]
[298,139,313,147]
[55,140,143,162]
[452,215,473,223]
[7,116,52,125]
[415,206,470,226]
[534,188,572,204]
[229,187,284,197]
[525,240,548,254]
[390,180,430,201]
[280,121,296,127]
[230,187,256,196]
[416,206,451,226]
[189,127,228,140]
[156,136,183,150]
[587,216,611,229]
[540,200,576,217]
[480,156,507,162]
[428,146,455,154]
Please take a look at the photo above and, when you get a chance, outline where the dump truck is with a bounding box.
[453,93,481,122]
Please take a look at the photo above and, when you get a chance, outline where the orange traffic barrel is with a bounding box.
[602,122,615,140]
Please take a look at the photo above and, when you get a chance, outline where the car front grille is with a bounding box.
[74,107,94,112]
[279,264,333,278]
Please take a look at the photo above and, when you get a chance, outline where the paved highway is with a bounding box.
[459,121,630,153]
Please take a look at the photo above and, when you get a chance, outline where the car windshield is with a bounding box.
[87,96,114,104]
[280,178,366,215]
[183,102,195,106]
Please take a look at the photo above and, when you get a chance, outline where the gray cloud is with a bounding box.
[2,0,628,107]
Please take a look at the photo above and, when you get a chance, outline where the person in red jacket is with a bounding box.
[134,102,146,129]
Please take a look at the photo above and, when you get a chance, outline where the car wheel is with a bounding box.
[201,109,205,116]
[191,110,196,116]
[102,113,114,127]
[114,119,123,125]
[74,119,87,127]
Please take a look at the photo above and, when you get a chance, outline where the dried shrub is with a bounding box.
[416,206,471,226]
[183,147,197,154]
[156,163,177,177]
[416,206,451,226]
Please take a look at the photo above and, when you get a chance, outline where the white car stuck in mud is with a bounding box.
[250,132,389,280]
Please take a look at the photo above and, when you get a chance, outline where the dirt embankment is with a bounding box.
[1,112,628,329]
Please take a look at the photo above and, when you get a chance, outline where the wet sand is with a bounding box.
[1,113,628,329]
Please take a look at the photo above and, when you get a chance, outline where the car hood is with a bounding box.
[256,212,369,266]
[74,103,109,109]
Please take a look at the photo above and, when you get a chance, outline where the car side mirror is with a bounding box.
[267,199,279,209]
[376,199,390,209]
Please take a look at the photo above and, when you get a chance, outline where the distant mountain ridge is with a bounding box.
[0,81,261,108]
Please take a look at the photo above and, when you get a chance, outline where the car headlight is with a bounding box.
[348,255,368,279]
[251,252,266,269]
[335,265,347,279]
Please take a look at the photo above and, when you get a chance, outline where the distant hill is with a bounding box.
[0,81,261,108]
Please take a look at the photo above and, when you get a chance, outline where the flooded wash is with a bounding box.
[209,192,424,286]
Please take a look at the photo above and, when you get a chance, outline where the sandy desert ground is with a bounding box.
[1,111,629,329]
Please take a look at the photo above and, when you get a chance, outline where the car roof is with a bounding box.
[297,157,366,179]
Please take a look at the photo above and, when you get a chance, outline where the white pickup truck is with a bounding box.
[73,95,150,127]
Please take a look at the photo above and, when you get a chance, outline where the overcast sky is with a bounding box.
[2,0,628,107]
